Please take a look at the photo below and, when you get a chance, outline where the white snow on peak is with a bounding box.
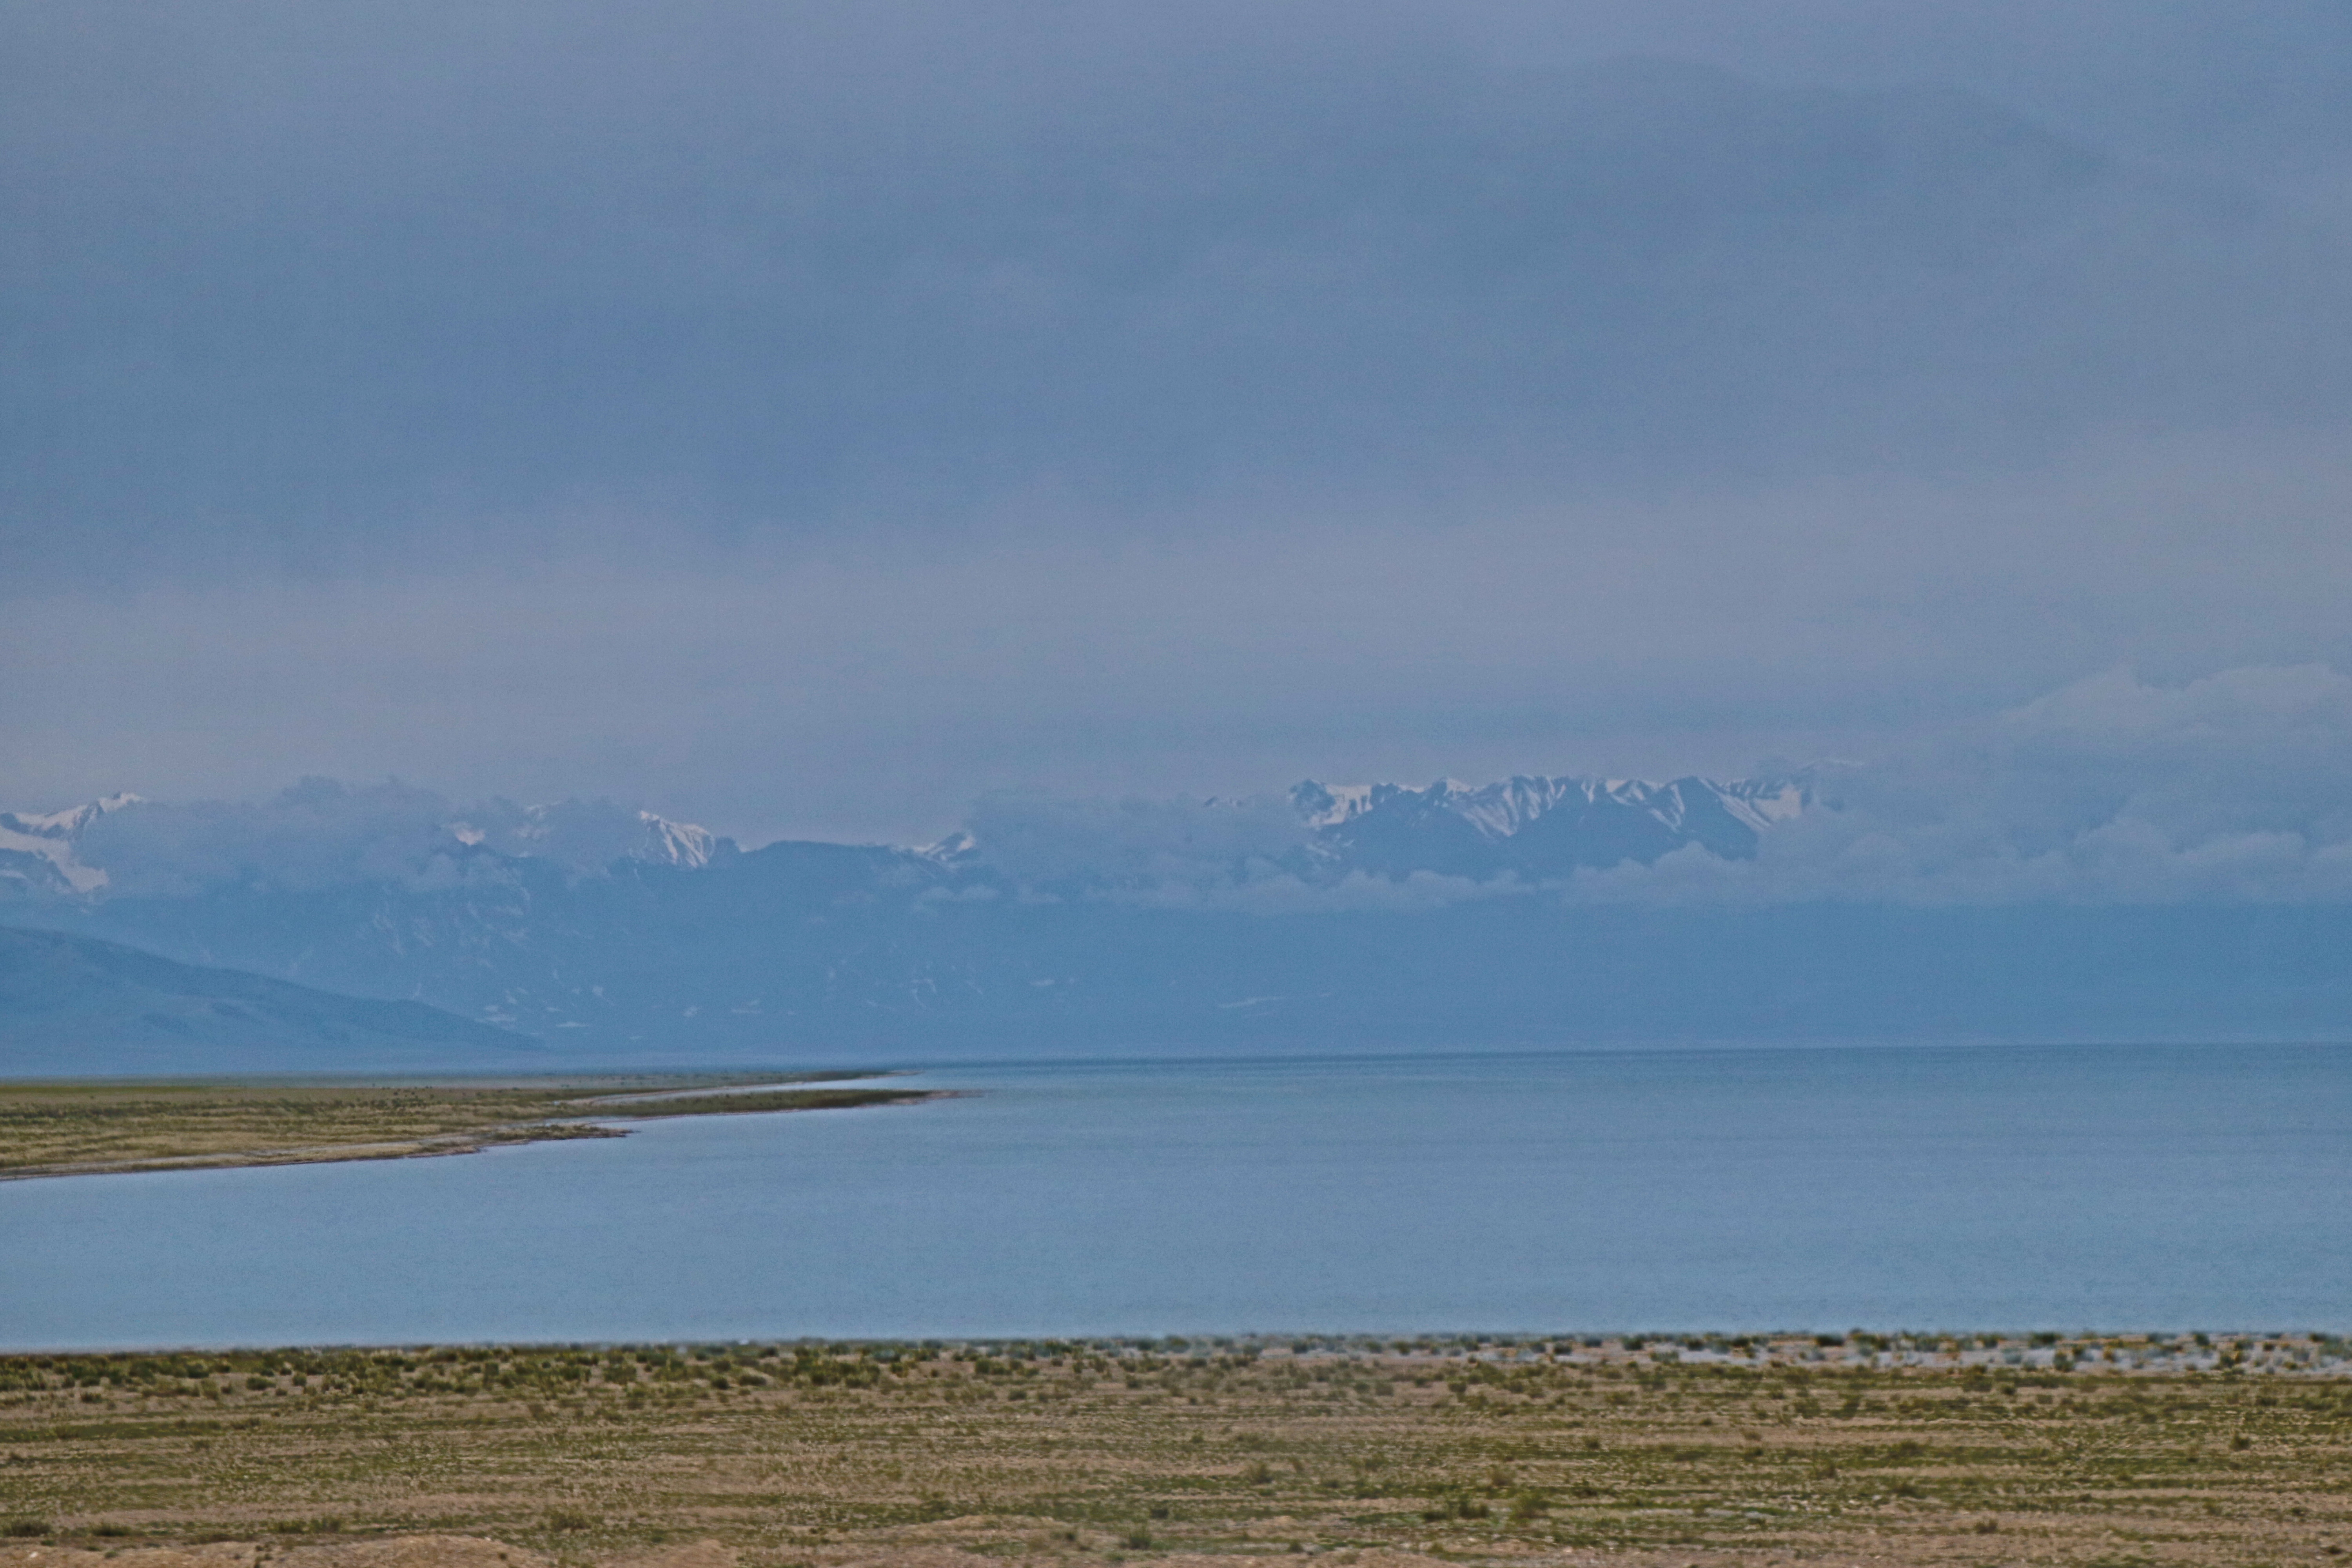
[920,829,980,862]
[466,801,724,869]
[638,811,718,868]
[0,792,143,895]
[1290,781,1383,828]
[0,791,726,899]
[1443,775,1586,838]
[1296,771,1814,843]
[1715,779,1809,831]
[8,793,143,836]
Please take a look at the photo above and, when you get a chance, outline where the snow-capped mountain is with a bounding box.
[639,811,722,868]
[449,800,726,871]
[3,771,1811,908]
[1291,772,1810,878]
[1,769,1825,1046]
[0,785,727,902]
[5,771,2350,1058]
[0,793,142,897]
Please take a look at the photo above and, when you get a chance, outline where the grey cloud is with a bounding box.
[73,781,489,899]
[955,792,1313,895]
[7,3,2352,590]
[939,666,2352,910]
[1559,666,2352,906]
[7,2,2352,853]
[11,430,2352,847]
[73,780,700,898]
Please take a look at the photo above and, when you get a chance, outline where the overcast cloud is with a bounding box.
[5,2,2351,855]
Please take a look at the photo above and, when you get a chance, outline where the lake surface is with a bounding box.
[6,1042,2350,1347]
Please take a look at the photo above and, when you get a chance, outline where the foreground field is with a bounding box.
[0,1075,942,1179]
[2,1336,2348,1567]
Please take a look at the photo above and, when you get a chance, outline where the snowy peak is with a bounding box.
[1712,777,1809,831]
[1289,782,1386,829]
[3,771,1800,907]
[0,793,142,896]
[0,788,728,902]
[637,811,719,869]
[429,801,729,871]
[918,829,981,865]
[1292,770,1812,876]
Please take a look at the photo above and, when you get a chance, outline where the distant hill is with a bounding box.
[0,926,542,1076]
[10,773,2352,1058]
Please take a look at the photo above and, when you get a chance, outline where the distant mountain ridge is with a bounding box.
[0,769,1830,1059]
[7,768,2352,1061]
[1,771,1806,906]
[0,782,727,903]
[447,800,726,871]
[0,926,539,1075]
[1291,773,1810,879]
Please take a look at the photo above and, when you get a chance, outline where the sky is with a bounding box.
[6,0,2352,847]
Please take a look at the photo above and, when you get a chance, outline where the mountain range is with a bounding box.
[4,772,1801,904]
[0,926,537,1076]
[6,771,2352,1067]
[1291,775,1808,878]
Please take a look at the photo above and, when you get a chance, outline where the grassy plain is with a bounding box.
[2,1336,2348,1567]
[0,1075,939,1179]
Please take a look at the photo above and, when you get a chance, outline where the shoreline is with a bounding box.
[0,1076,959,1183]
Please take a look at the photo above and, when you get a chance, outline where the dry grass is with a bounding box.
[0,1074,940,1178]
[3,1336,2348,1567]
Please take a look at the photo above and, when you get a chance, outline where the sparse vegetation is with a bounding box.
[0,1073,947,1178]
[0,1334,2347,1565]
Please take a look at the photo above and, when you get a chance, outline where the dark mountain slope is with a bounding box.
[0,927,542,1076]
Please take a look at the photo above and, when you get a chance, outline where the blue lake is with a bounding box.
[5,1042,2350,1347]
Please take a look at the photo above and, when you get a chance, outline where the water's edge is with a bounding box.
[4,1042,2347,1347]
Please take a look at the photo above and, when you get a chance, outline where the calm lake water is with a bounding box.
[5,1043,2350,1347]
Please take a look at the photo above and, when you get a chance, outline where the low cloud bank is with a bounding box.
[65,781,713,898]
[1655,663,2352,907]
[958,665,2352,908]
[20,664,2352,910]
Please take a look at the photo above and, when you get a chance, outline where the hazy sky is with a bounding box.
[7,0,2351,844]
